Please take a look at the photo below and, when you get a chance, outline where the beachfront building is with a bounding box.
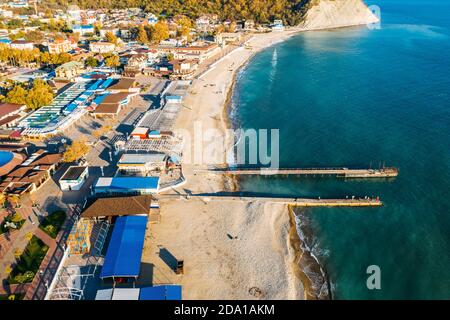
[117,153,167,175]
[95,286,182,300]
[91,92,130,118]
[89,42,116,54]
[98,215,147,284]
[59,166,89,191]
[55,61,85,80]
[271,19,285,31]
[215,32,242,46]
[93,176,160,195]
[0,103,27,129]
[81,195,152,221]
[150,43,220,63]
[169,59,198,80]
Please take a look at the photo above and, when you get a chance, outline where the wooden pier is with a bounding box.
[207,166,398,178]
[158,194,383,207]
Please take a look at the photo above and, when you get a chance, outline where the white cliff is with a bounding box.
[299,0,380,30]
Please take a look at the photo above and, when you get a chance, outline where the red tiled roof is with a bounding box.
[0,114,21,127]
[108,78,137,90]
[0,103,24,119]
[101,92,130,104]
[30,153,63,166]
[81,195,152,218]
[93,103,121,114]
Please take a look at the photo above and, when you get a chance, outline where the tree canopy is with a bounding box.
[150,21,170,43]
[136,25,149,44]
[62,139,91,163]
[39,0,311,26]
[3,80,54,111]
[105,54,120,67]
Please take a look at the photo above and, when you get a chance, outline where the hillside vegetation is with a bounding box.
[38,0,314,25]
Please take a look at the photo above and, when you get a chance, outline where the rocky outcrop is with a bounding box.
[299,0,380,30]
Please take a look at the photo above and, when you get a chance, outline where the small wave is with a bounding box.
[386,23,448,39]
[294,213,332,299]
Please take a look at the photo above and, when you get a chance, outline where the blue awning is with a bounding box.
[139,285,182,300]
[100,216,148,279]
[110,177,159,191]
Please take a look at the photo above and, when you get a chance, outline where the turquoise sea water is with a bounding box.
[231,0,450,299]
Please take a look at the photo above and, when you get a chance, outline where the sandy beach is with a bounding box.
[138,29,313,300]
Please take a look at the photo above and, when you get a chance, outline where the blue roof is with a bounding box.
[87,79,103,91]
[93,93,110,105]
[110,177,159,190]
[64,103,78,113]
[100,216,148,279]
[73,24,94,29]
[100,78,114,89]
[166,95,182,100]
[139,286,182,300]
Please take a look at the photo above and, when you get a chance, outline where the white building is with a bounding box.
[117,153,167,174]
[271,20,285,32]
[59,166,89,191]
[147,13,158,25]
[90,42,115,53]
[100,27,120,38]
[45,39,75,54]
[10,40,34,50]
[72,24,95,36]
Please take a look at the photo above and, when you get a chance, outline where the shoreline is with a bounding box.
[162,22,377,299]
[219,22,379,299]
[221,30,331,300]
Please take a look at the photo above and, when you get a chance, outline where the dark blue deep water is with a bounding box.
[232,0,450,299]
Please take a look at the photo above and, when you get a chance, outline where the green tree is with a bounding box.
[105,55,120,68]
[150,21,170,44]
[85,56,99,68]
[26,80,54,110]
[25,30,44,43]
[105,31,118,45]
[94,22,103,36]
[9,31,26,41]
[63,139,91,163]
[177,16,193,41]
[136,25,148,44]
[4,85,27,105]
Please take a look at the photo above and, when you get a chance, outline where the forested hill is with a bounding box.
[41,0,315,25]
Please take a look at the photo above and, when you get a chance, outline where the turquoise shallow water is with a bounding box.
[231,0,450,299]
